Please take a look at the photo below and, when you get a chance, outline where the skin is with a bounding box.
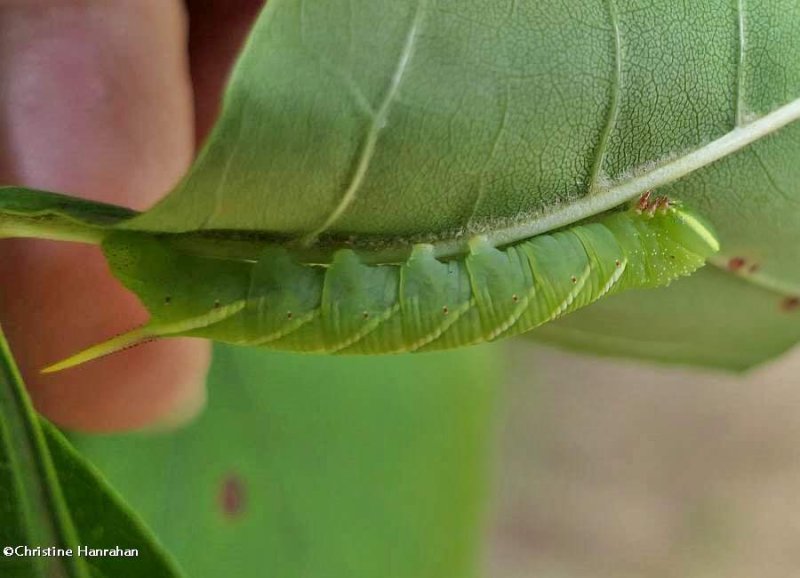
[0,0,264,432]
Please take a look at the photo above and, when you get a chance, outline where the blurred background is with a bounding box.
[69,340,800,577]
[489,343,800,578]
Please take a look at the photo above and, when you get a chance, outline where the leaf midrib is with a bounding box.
[3,100,800,291]
[181,97,800,264]
[439,97,800,257]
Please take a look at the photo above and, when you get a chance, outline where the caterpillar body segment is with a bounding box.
[43,195,719,372]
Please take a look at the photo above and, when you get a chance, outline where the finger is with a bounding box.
[185,0,264,142]
[0,0,211,432]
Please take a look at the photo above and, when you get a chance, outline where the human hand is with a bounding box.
[0,0,263,432]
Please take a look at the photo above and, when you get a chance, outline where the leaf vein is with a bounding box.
[424,97,800,260]
[710,256,800,296]
[589,0,623,193]
[300,1,426,244]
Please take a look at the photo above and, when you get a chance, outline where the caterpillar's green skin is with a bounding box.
[45,198,719,371]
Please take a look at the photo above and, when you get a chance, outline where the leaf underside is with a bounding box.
[2,0,800,369]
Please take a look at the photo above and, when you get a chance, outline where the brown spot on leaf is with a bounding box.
[781,297,800,312]
[728,257,746,272]
[748,263,760,274]
[570,276,577,284]
[442,306,449,315]
[287,311,293,320]
[219,474,246,519]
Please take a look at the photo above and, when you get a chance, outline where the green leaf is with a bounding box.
[71,344,499,578]
[42,423,186,578]
[0,187,135,244]
[0,324,183,578]
[118,0,800,368]
[0,323,88,578]
[124,0,800,246]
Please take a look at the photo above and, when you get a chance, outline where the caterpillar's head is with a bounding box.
[634,192,720,259]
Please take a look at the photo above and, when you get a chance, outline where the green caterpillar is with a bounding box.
[44,193,719,372]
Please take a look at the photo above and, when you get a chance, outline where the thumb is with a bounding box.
[0,0,211,432]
